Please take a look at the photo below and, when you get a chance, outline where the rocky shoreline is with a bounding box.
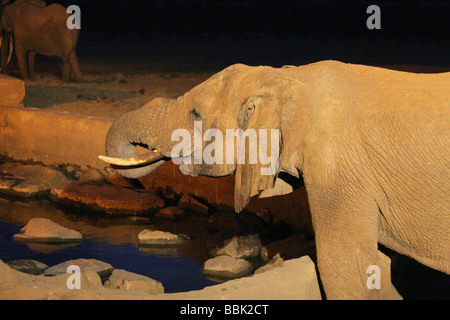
[0,159,321,299]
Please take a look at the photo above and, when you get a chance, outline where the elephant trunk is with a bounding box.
[104,101,181,178]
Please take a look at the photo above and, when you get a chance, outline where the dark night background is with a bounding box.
[43,0,449,73]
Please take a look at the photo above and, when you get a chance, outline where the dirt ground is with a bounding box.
[16,58,213,119]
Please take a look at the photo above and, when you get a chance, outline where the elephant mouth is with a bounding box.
[99,150,165,167]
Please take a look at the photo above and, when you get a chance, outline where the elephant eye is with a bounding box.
[191,107,202,120]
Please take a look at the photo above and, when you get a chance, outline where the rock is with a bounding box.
[106,172,132,188]
[0,74,25,108]
[50,181,165,215]
[138,229,189,246]
[0,163,69,198]
[202,255,253,279]
[254,253,284,275]
[13,218,83,243]
[44,258,114,279]
[155,206,186,220]
[6,259,48,275]
[207,229,262,258]
[61,164,81,180]
[78,167,105,182]
[104,269,164,295]
[208,233,262,259]
[178,193,209,215]
[260,237,316,262]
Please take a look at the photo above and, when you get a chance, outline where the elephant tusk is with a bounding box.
[99,150,164,166]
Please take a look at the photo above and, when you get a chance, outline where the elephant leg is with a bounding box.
[307,182,396,299]
[15,44,28,80]
[62,58,71,81]
[68,50,82,82]
[27,51,36,81]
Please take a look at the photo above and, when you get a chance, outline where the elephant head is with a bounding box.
[101,64,309,212]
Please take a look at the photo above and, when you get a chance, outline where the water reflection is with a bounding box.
[0,196,218,293]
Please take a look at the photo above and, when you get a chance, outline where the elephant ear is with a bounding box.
[233,73,310,212]
[234,95,281,212]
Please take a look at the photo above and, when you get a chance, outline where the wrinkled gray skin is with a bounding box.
[0,1,82,81]
[104,61,449,299]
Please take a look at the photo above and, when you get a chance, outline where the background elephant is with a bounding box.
[101,60,449,299]
[0,0,82,81]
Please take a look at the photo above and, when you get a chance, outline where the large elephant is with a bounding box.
[0,0,82,81]
[100,60,449,299]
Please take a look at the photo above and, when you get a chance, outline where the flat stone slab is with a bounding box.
[0,163,69,198]
[13,218,83,243]
[44,258,114,279]
[50,181,165,215]
[138,229,189,246]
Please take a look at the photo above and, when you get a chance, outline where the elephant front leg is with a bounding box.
[307,183,397,299]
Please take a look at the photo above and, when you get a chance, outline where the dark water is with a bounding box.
[0,197,218,293]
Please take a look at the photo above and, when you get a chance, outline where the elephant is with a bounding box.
[0,0,82,81]
[100,60,449,299]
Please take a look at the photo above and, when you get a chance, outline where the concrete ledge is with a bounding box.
[0,106,112,169]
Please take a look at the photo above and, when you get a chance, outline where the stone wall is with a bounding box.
[0,106,113,169]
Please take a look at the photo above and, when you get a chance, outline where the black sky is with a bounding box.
[42,1,449,72]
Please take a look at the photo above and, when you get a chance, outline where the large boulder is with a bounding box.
[50,181,165,215]
[13,218,83,243]
[104,269,164,295]
[202,255,254,279]
[0,163,69,198]
[0,74,25,108]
